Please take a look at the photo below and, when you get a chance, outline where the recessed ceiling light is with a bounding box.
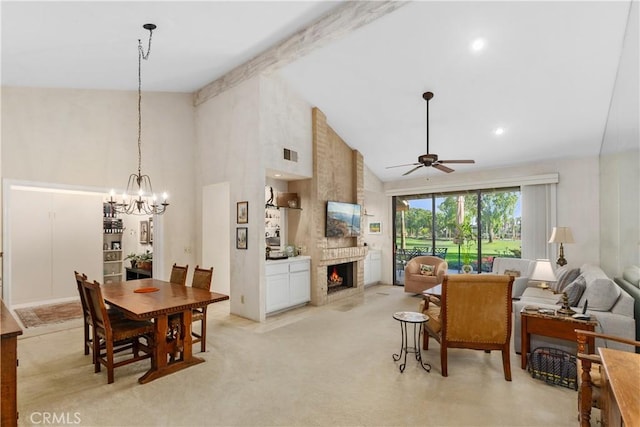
[471,38,486,52]
[494,127,505,136]
[274,173,282,177]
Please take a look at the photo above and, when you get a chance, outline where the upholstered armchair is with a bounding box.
[576,330,640,427]
[420,274,514,380]
[404,256,448,293]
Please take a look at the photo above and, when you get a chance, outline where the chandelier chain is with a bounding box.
[137,27,153,179]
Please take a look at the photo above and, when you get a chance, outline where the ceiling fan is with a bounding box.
[387,92,475,176]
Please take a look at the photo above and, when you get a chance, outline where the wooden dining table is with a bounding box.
[101,278,229,384]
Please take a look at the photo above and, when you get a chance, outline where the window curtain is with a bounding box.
[521,183,556,260]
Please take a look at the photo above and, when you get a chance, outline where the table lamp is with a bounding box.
[548,227,574,266]
[530,259,556,290]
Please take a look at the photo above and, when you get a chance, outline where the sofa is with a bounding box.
[491,257,535,298]
[513,263,637,354]
[404,256,447,294]
[614,265,640,344]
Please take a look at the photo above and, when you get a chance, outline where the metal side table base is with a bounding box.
[392,311,431,373]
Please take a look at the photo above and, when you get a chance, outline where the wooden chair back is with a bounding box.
[170,263,189,286]
[192,266,213,290]
[74,271,92,356]
[82,279,111,340]
[190,265,214,353]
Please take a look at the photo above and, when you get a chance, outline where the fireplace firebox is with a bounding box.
[327,262,355,294]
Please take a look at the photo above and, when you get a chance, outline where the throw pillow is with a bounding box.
[554,268,581,293]
[420,264,435,276]
[503,269,521,277]
[557,275,586,306]
[581,278,621,311]
[623,266,640,287]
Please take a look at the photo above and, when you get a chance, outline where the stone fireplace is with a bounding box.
[288,107,366,306]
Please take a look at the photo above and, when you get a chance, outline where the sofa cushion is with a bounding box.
[559,275,586,306]
[420,264,435,276]
[623,266,640,287]
[553,267,581,293]
[582,278,621,311]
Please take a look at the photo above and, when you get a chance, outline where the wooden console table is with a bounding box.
[1,299,23,426]
[599,348,640,427]
[521,309,597,369]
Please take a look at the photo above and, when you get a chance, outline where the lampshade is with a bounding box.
[548,227,574,244]
[530,259,557,283]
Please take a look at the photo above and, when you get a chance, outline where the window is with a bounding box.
[393,188,521,284]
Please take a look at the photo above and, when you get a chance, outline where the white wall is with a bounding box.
[363,165,392,283]
[599,0,640,276]
[1,87,197,291]
[195,77,264,321]
[383,156,601,270]
[260,75,313,178]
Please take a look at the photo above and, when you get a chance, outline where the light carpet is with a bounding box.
[16,284,579,426]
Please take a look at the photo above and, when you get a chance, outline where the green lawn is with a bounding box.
[396,237,521,270]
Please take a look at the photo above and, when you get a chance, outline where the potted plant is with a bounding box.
[137,250,153,271]
[455,219,475,273]
[124,252,138,269]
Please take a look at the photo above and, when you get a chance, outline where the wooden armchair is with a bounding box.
[191,266,214,352]
[82,279,155,384]
[575,330,640,427]
[404,256,448,294]
[421,274,514,380]
[169,263,189,286]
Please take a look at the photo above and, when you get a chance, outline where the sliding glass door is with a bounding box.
[393,188,521,284]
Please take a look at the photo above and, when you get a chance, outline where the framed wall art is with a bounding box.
[140,220,149,244]
[237,201,248,224]
[236,227,248,249]
[368,221,382,234]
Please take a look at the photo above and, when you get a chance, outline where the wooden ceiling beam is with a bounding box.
[193,1,409,106]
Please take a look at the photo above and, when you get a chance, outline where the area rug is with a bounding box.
[14,301,83,328]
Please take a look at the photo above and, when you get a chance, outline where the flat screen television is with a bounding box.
[326,201,361,238]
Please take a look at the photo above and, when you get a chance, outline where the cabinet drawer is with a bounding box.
[289,260,310,273]
[266,263,289,276]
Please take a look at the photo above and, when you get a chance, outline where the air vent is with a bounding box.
[283,148,298,162]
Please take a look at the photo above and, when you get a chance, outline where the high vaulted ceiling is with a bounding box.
[2,1,637,183]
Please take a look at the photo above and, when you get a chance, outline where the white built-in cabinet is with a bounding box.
[7,187,103,305]
[266,256,310,314]
[364,249,382,286]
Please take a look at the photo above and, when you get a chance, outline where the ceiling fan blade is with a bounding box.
[438,159,475,164]
[433,164,454,173]
[386,162,421,169]
[402,165,424,176]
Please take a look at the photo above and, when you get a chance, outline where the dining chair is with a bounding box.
[75,271,123,362]
[191,266,214,352]
[575,330,640,426]
[169,263,189,286]
[420,274,514,380]
[74,271,92,357]
[82,279,155,384]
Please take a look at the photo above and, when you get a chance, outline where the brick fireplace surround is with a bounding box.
[288,107,366,306]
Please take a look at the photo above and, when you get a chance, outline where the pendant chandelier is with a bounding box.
[108,23,169,216]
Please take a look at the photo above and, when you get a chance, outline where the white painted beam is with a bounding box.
[194,1,409,106]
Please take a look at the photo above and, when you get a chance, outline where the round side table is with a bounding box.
[392,311,431,373]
